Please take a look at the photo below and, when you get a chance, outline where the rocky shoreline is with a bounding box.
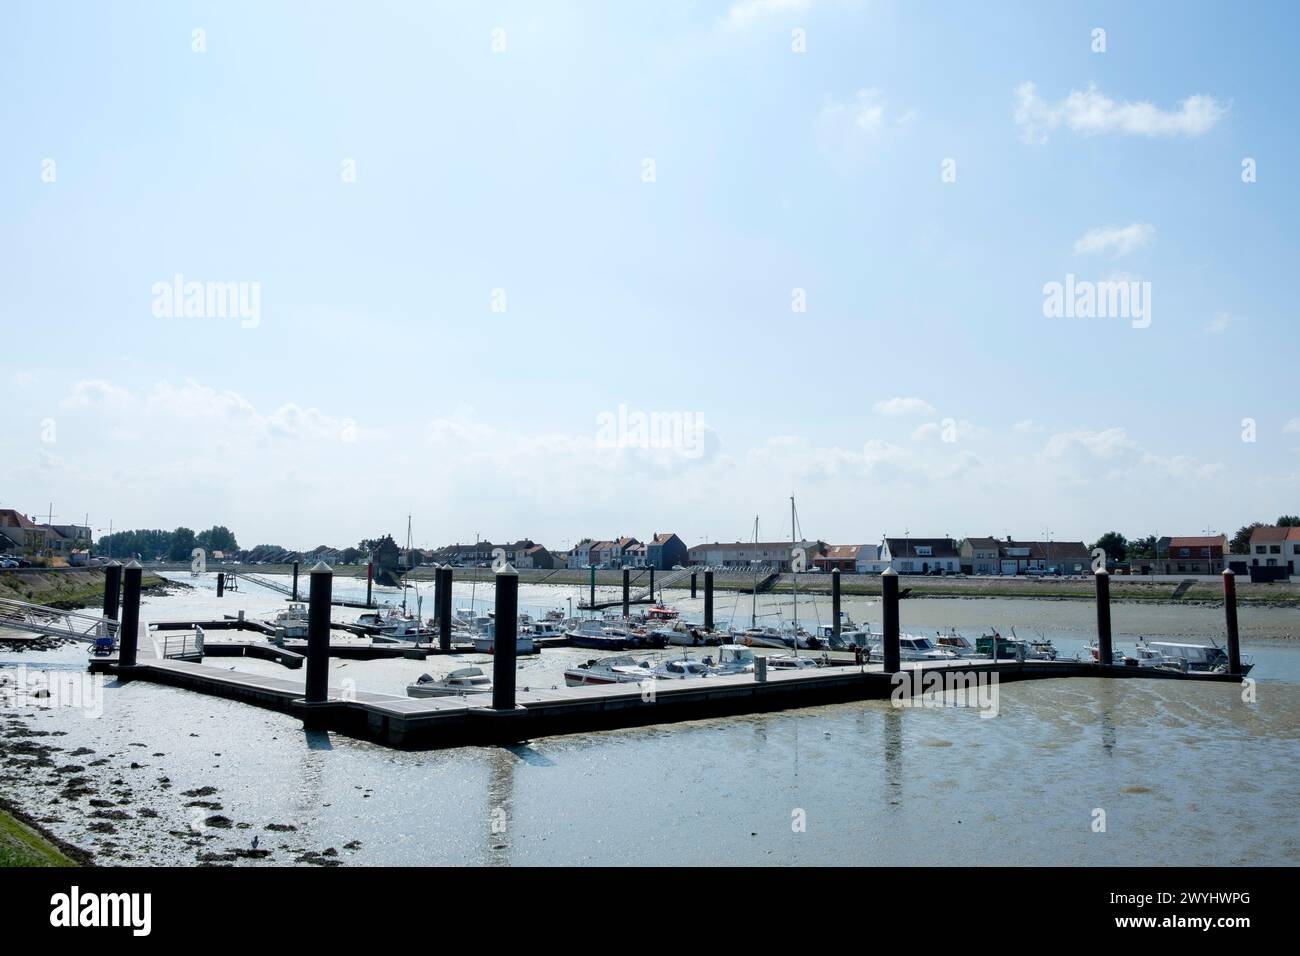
[0,702,364,867]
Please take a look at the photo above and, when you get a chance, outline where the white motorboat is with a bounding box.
[765,653,822,670]
[816,613,876,649]
[870,635,960,661]
[271,602,311,640]
[564,655,653,686]
[733,626,791,649]
[471,630,536,654]
[652,657,713,680]
[1086,639,1126,665]
[356,604,422,636]
[710,644,756,674]
[933,628,977,657]
[407,667,493,698]
[524,619,567,640]
[650,619,720,646]
[1132,639,1252,674]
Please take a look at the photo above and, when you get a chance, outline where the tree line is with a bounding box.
[1091,515,1299,562]
[96,526,239,561]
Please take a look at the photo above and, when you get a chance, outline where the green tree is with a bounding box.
[168,527,198,561]
[1128,534,1158,559]
[1230,523,1264,554]
[196,525,239,552]
[1091,531,1128,563]
[1276,515,1300,527]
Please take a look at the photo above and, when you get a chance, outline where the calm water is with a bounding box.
[1,572,1297,865]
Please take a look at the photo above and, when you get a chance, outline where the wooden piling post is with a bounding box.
[690,571,697,599]
[292,560,300,601]
[118,560,142,667]
[438,565,452,652]
[704,568,714,631]
[589,564,595,608]
[649,566,655,602]
[831,567,841,641]
[305,562,333,704]
[881,568,900,673]
[1223,569,1242,675]
[622,567,630,619]
[493,564,518,711]
[1094,567,1112,666]
[216,571,224,598]
[102,560,121,622]
[366,560,373,607]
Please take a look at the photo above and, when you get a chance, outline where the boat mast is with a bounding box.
[470,532,478,623]
[403,514,412,615]
[751,515,759,629]
[791,495,798,660]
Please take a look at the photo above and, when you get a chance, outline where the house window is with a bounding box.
[1256,545,1266,554]
[1271,545,1282,554]
[1179,548,1190,557]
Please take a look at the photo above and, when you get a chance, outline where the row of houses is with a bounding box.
[424,539,560,569]
[685,536,1093,576]
[0,509,93,558]
[565,533,690,571]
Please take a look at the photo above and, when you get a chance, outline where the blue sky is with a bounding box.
[2,0,1297,550]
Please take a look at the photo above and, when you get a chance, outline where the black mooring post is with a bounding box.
[102,560,122,622]
[704,568,714,631]
[292,560,300,601]
[622,567,630,619]
[1095,567,1112,667]
[881,568,900,673]
[305,562,333,704]
[690,571,697,599]
[649,566,655,602]
[1223,569,1242,675]
[216,571,225,597]
[438,566,452,652]
[492,564,518,711]
[118,560,142,667]
[433,563,443,626]
[589,565,595,608]
[366,560,373,607]
[831,567,841,640]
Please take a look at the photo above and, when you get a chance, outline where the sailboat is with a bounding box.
[766,497,822,669]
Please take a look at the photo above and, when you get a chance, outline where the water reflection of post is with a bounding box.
[1098,683,1117,755]
[485,747,517,866]
[883,703,904,803]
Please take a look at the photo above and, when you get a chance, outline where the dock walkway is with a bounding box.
[100,622,1237,748]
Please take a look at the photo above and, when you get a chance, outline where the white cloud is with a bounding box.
[1041,427,1139,464]
[1284,418,1300,434]
[1204,312,1233,335]
[1073,223,1155,258]
[873,397,935,417]
[60,379,135,411]
[724,0,811,28]
[819,88,913,136]
[1015,82,1228,144]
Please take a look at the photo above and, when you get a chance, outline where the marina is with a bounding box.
[56,560,1260,750]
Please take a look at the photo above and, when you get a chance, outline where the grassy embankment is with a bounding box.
[0,802,80,867]
[0,567,166,610]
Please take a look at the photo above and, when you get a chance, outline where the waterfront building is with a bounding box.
[881,537,962,574]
